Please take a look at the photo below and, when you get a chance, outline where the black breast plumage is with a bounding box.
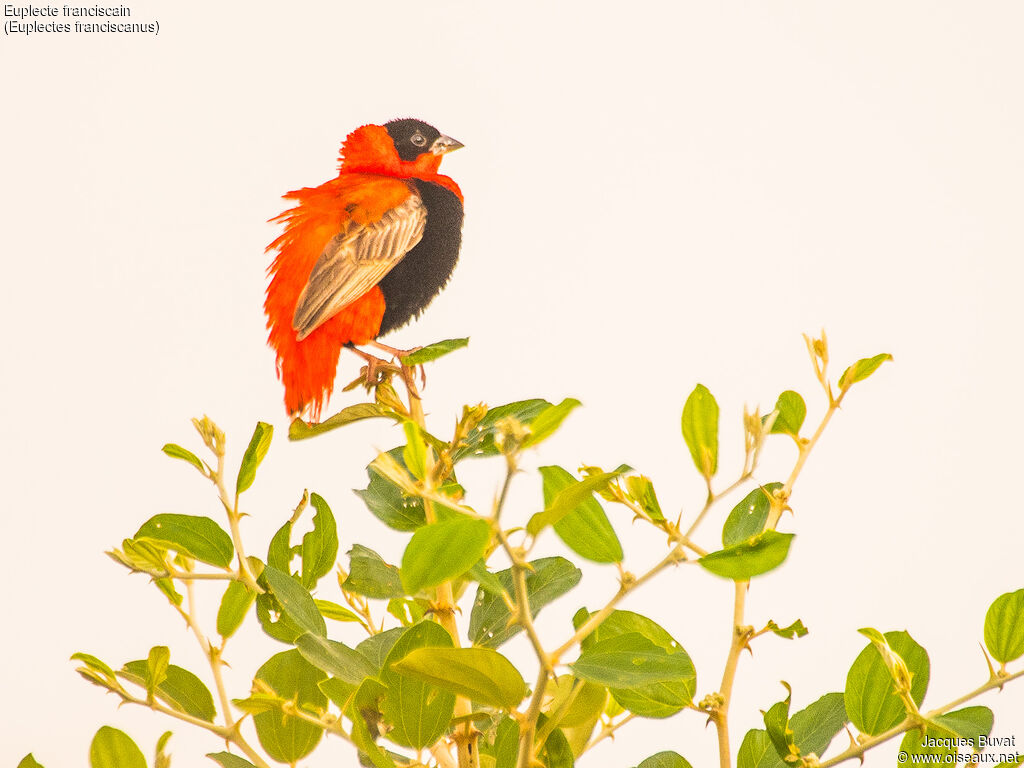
[376,179,464,337]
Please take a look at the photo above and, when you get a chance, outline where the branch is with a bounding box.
[553,544,687,661]
[173,573,272,768]
[581,712,636,754]
[116,688,273,768]
[401,366,479,768]
[711,581,751,768]
[206,433,262,593]
[516,664,553,768]
[818,667,1024,767]
[685,471,754,540]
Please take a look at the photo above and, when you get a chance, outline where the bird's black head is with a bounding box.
[385,118,464,162]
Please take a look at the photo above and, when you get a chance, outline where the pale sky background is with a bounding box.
[3,1,1023,766]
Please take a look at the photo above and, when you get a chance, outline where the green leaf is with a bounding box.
[261,565,327,637]
[217,574,258,639]
[722,483,782,547]
[206,753,259,768]
[392,647,527,709]
[267,518,294,572]
[402,337,470,365]
[135,514,234,568]
[731,693,848,768]
[120,661,217,722]
[539,465,623,563]
[625,475,664,521]
[161,443,206,473]
[346,678,395,768]
[154,576,183,606]
[539,723,574,768]
[576,608,680,650]
[381,621,456,748]
[17,755,46,768]
[766,619,808,639]
[736,729,779,768]
[289,403,396,440]
[574,609,696,718]
[900,706,993,760]
[232,690,286,716]
[295,632,376,685]
[236,421,273,494]
[342,544,406,599]
[699,531,794,580]
[155,731,172,768]
[72,652,120,689]
[146,645,170,696]
[401,517,491,594]
[636,751,694,768]
[984,589,1024,663]
[89,726,146,768]
[768,391,806,436]
[489,717,520,768]
[318,677,357,709]
[470,557,582,647]
[402,421,429,480]
[255,591,304,644]
[572,633,694,688]
[355,448,428,531]
[522,398,582,448]
[468,559,507,597]
[387,597,427,626]
[110,537,167,573]
[368,448,417,495]
[935,705,993,741]
[357,627,407,671]
[452,399,553,460]
[845,630,929,735]
[301,493,338,589]
[545,675,607,728]
[681,384,719,478]
[527,465,630,538]
[315,599,362,623]
[789,692,848,758]
[838,353,893,391]
[252,650,327,762]
[763,683,795,763]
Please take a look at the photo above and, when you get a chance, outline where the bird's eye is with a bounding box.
[410,132,427,147]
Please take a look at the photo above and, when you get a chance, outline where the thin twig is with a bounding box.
[582,712,636,753]
[175,573,272,767]
[516,665,553,768]
[553,545,687,661]
[210,449,261,593]
[685,472,754,539]
[498,529,551,675]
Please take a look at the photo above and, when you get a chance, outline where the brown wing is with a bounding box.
[292,193,427,340]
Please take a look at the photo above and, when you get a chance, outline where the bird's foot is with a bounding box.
[344,347,402,391]
[368,341,427,392]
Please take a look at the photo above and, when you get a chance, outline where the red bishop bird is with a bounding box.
[264,119,464,419]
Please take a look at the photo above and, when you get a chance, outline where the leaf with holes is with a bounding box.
[135,514,233,569]
[469,557,581,647]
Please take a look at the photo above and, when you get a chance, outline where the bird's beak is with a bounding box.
[430,134,464,155]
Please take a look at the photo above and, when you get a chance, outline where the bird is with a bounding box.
[264,119,464,420]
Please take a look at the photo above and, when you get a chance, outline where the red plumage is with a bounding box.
[265,121,464,419]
